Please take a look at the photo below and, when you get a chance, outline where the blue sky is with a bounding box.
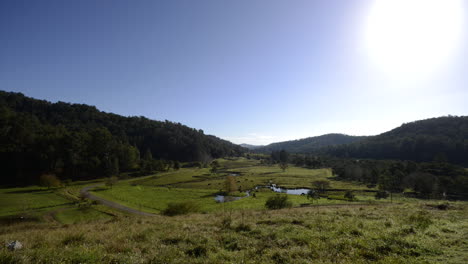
[1,0,467,145]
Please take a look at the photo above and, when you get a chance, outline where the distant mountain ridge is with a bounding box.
[324,116,468,166]
[240,143,264,150]
[255,116,468,166]
[255,133,366,153]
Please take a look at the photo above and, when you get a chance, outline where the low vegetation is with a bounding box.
[265,195,292,209]
[1,202,466,263]
[162,201,200,216]
[1,158,466,263]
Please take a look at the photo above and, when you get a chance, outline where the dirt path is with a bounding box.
[80,184,156,217]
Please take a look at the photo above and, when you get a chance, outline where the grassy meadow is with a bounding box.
[0,158,467,263]
[1,202,467,263]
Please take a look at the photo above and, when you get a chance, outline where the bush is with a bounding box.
[375,191,389,199]
[162,201,200,216]
[235,223,251,232]
[265,195,292,210]
[344,191,355,201]
[39,174,62,189]
[186,246,207,257]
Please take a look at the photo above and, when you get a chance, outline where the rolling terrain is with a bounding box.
[254,133,365,153]
[0,158,467,263]
[255,116,468,166]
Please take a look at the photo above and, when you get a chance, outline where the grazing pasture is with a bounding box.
[0,158,466,263]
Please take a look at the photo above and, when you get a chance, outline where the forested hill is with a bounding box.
[0,91,245,185]
[255,134,366,153]
[324,116,468,166]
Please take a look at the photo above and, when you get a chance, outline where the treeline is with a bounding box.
[322,116,468,166]
[287,153,468,199]
[0,91,245,186]
[255,133,365,153]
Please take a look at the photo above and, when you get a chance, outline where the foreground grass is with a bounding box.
[54,207,113,225]
[1,202,466,263]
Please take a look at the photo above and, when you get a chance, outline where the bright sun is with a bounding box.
[365,0,464,77]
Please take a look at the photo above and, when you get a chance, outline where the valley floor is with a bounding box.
[1,158,467,263]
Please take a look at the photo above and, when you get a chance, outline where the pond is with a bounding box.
[215,184,312,202]
[267,184,311,195]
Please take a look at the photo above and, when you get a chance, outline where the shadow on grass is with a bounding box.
[6,189,50,194]
[0,215,41,225]
[91,187,108,192]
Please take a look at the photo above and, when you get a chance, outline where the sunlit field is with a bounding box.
[89,158,384,214]
[0,187,71,217]
[1,158,466,263]
[1,202,466,263]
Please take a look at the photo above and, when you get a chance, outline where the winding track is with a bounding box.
[80,184,156,217]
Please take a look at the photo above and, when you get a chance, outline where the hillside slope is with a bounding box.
[324,116,468,165]
[255,133,366,153]
[0,91,245,185]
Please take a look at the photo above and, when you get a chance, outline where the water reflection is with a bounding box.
[215,184,311,202]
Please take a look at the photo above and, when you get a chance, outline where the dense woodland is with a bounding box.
[266,152,468,199]
[322,116,468,166]
[0,91,245,186]
[255,133,365,153]
[256,116,468,167]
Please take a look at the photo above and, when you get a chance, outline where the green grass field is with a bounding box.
[0,186,72,217]
[54,207,113,224]
[1,202,466,263]
[1,158,467,263]
[87,159,384,215]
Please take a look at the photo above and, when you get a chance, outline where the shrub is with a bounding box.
[265,195,292,210]
[39,174,62,189]
[235,223,251,232]
[344,191,355,201]
[162,201,200,216]
[186,246,207,257]
[375,191,389,199]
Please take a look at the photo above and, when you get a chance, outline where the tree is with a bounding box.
[105,176,118,189]
[118,145,139,171]
[403,172,438,198]
[173,160,181,170]
[224,175,237,194]
[311,180,330,193]
[39,174,62,189]
[210,160,220,174]
[140,149,154,174]
[105,157,119,177]
[279,162,289,172]
[307,190,320,203]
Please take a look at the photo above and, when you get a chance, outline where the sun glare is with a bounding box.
[365,0,464,77]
